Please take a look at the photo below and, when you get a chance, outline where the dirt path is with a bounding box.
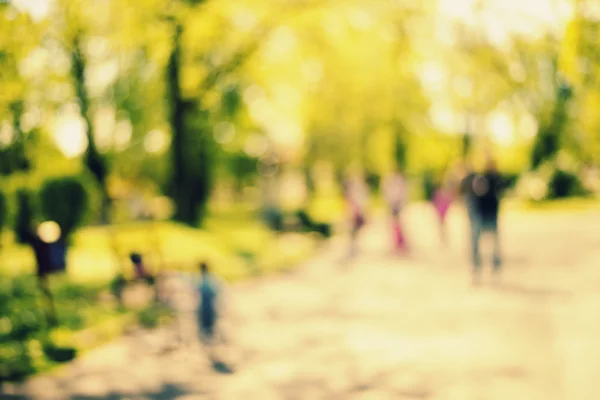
[5,204,600,399]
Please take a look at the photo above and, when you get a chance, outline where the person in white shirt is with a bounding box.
[382,168,409,253]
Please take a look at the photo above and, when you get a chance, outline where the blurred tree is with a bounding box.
[393,123,408,170]
[547,167,587,199]
[228,151,259,198]
[3,0,599,214]
[0,101,31,175]
[0,5,39,177]
[161,1,321,225]
[0,189,6,247]
[531,80,573,169]
[559,3,600,165]
[70,34,110,222]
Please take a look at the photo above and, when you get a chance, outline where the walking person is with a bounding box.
[176,262,233,372]
[432,175,455,247]
[343,174,369,259]
[461,160,504,284]
[382,168,409,254]
[196,262,221,349]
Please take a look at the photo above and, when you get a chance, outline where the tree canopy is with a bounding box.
[1,0,598,224]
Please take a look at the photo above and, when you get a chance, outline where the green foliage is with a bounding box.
[531,82,574,169]
[84,150,108,192]
[502,173,520,190]
[517,161,589,201]
[365,173,380,194]
[2,0,598,236]
[547,168,587,199]
[0,143,31,176]
[0,274,45,383]
[394,133,407,170]
[0,341,36,383]
[227,151,259,193]
[14,189,35,244]
[0,189,7,234]
[39,176,89,239]
[0,274,111,383]
[532,128,560,170]
[221,85,242,117]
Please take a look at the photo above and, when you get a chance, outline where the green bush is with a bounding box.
[0,341,36,383]
[39,176,89,238]
[0,274,105,382]
[0,274,45,383]
[14,189,35,244]
[547,169,587,199]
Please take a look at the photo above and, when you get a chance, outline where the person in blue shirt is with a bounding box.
[197,262,220,343]
[193,262,234,373]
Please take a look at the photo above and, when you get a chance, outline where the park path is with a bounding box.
[4,204,600,399]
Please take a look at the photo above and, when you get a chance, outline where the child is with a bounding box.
[196,262,220,345]
[193,262,235,373]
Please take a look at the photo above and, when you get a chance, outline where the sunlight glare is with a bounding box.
[144,129,169,155]
[37,221,61,244]
[53,114,88,158]
[11,0,52,22]
[487,112,515,146]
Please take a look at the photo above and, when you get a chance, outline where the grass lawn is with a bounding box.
[0,207,319,283]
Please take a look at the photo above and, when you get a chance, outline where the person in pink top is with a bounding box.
[343,174,369,258]
[432,178,455,246]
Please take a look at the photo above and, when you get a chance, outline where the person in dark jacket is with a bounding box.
[461,159,504,284]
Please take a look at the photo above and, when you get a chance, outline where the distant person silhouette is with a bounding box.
[343,175,369,258]
[174,262,232,371]
[197,262,220,344]
[25,224,64,327]
[461,160,504,284]
[432,177,455,247]
[382,168,409,253]
[130,253,153,283]
[196,262,234,372]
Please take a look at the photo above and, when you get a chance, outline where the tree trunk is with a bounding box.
[71,35,111,224]
[167,25,214,226]
[165,14,267,225]
[394,127,407,170]
[166,24,192,224]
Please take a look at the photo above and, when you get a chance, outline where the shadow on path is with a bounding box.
[1,383,194,400]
